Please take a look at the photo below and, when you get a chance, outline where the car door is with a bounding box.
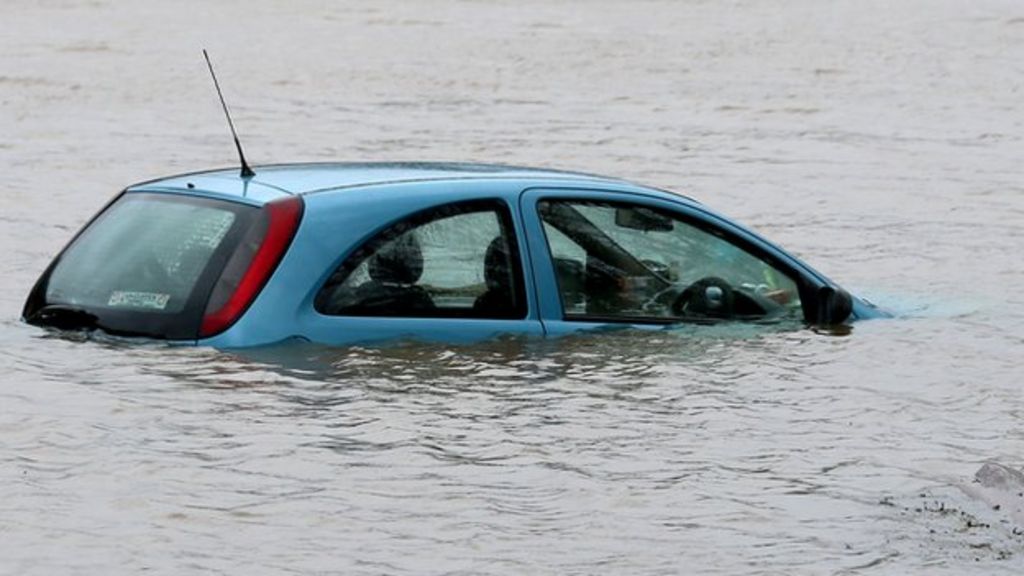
[519,187,820,336]
[305,196,545,345]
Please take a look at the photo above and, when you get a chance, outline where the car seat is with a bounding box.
[472,236,518,318]
[341,233,437,316]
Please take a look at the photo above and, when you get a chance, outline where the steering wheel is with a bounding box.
[671,276,736,319]
[672,276,793,321]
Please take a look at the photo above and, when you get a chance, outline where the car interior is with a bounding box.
[538,200,794,322]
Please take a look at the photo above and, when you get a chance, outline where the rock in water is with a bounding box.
[967,462,1024,526]
[976,462,1024,492]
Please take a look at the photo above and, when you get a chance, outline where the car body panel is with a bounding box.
[128,176,291,206]
[127,162,629,204]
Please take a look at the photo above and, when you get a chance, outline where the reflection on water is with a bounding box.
[3,0,1024,573]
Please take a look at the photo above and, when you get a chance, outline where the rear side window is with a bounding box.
[28,192,259,339]
[315,200,527,319]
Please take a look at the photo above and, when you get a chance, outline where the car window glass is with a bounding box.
[46,194,239,314]
[540,222,588,315]
[542,224,586,263]
[538,199,802,322]
[316,201,526,319]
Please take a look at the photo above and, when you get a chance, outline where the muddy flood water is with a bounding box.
[2,1,1024,574]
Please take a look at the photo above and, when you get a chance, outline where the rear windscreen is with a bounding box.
[31,192,258,339]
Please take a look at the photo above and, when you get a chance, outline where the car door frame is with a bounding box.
[518,186,833,336]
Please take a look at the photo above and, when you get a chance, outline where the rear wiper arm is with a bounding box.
[26,304,101,331]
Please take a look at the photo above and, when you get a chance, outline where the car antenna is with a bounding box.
[203,49,255,179]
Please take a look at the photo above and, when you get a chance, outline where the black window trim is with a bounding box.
[314,198,529,320]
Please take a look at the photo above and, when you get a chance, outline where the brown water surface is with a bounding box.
[2,1,1023,574]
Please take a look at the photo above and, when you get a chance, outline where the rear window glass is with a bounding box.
[47,194,240,313]
[36,192,258,338]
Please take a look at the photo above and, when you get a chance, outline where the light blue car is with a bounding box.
[23,162,886,347]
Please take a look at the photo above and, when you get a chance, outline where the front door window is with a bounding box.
[537,200,802,322]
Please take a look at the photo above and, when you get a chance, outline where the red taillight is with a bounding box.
[199,195,303,338]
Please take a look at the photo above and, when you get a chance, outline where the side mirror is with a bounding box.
[615,207,673,232]
[815,286,853,325]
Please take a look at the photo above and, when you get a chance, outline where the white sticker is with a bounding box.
[108,291,171,310]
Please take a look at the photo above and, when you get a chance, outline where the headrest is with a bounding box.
[483,236,510,290]
[369,233,424,285]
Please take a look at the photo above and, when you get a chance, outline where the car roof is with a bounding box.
[127,161,644,204]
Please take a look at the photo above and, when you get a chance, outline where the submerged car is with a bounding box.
[23,162,885,347]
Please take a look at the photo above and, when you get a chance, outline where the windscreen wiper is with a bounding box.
[26,305,101,331]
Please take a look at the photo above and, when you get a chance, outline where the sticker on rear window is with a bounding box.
[108,291,171,310]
